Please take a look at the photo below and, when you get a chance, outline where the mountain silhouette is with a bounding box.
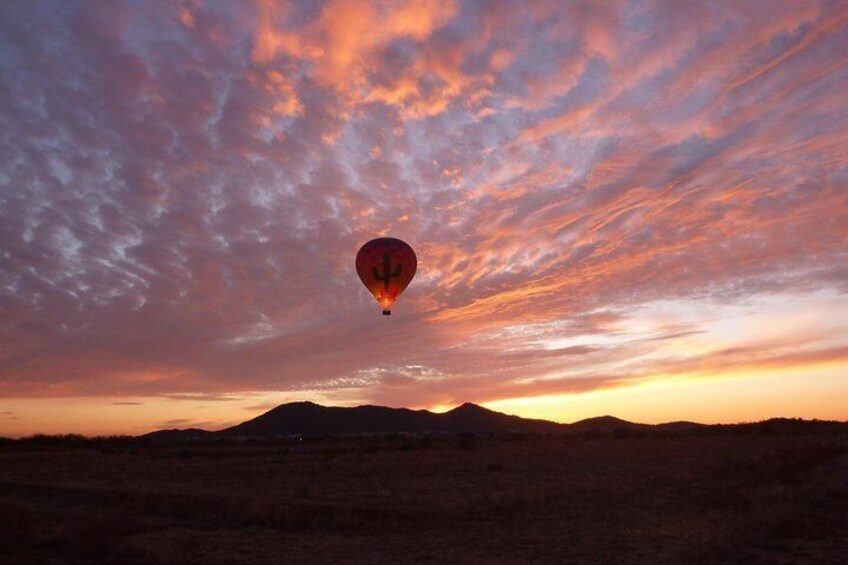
[221,401,441,436]
[440,402,563,432]
[217,401,566,437]
[139,402,848,442]
[566,415,650,431]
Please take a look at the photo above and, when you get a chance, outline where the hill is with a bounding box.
[218,401,566,437]
[137,402,848,442]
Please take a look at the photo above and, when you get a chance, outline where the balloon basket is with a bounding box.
[382,309,391,316]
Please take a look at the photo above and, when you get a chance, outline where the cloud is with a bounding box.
[0,0,847,424]
[250,0,464,116]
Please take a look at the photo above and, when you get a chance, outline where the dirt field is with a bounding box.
[1,434,846,564]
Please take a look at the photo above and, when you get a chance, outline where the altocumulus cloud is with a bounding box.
[0,0,847,409]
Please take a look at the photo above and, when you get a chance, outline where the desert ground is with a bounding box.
[1,433,846,564]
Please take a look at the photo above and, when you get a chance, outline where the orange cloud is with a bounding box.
[251,0,461,114]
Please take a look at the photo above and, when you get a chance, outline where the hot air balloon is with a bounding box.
[356,237,417,315]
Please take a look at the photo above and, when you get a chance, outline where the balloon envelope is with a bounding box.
[356,238,417,315]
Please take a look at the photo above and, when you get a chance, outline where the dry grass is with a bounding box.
[1,434,846,563]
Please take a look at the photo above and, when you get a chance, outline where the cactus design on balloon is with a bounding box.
[373,253,403,290]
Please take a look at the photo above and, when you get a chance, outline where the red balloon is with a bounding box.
[356,238,417,315]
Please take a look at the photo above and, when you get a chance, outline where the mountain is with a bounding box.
[220,401,441,436]
[655,421,708,431]
[568,415,642,431]
[440,402,564,433]
[218,401,566,437]
[137,402,848,442]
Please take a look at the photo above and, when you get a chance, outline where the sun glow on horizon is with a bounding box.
[483,364,848,425]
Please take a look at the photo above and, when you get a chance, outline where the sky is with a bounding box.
[1,0,847,436]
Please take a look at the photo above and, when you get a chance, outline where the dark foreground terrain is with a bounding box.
[1,433,847,564]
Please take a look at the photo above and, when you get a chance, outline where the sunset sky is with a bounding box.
[1,0,847,436]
